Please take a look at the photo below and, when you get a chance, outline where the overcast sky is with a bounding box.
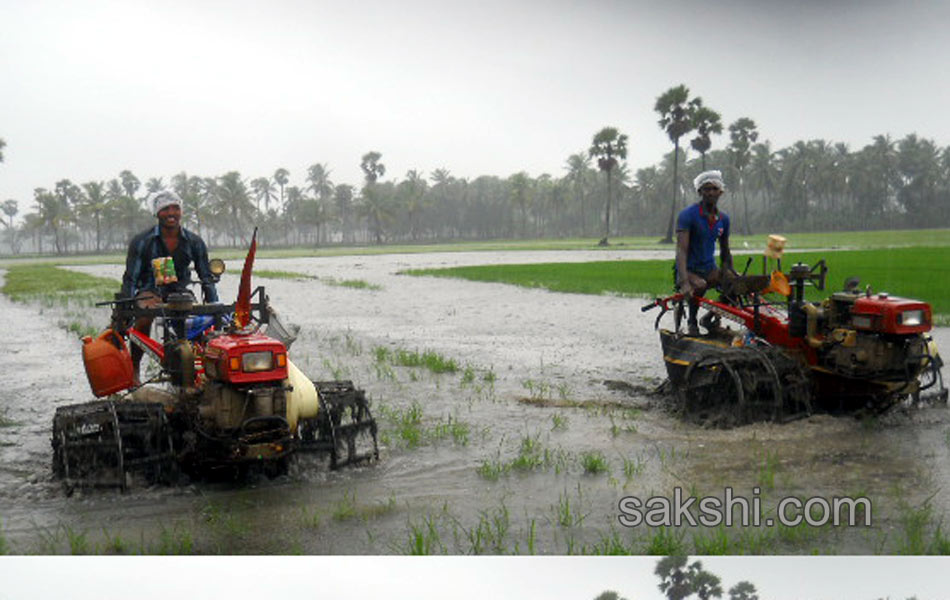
[1,556,949,599]
[2,0,949,211]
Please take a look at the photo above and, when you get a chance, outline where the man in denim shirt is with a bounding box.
[675,170,735,336]
[120,190,218,383]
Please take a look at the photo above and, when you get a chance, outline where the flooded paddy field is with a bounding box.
[1,249,948,554]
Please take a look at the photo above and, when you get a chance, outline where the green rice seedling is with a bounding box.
[511,435,545,471]
[641,526,687,555]
[556,382,572,401]
[896,499,935,555]
[301,506,322,529]
[691,523,733,555]
[580,450,609,475]
[464,503,511,555]
[521,379,550,401]
[332,490,359,522]
[255,269,315,280]
[405,514,444,555]
[551,413,568,431]
[552,489,589,528]
[373,345,391,363]
[588,531,636,555]
[483,370,496,384]
[320,276,383,291]
[321,359,348,380]
[154,523,196,555]
[344,332,362,355]
[460,366,475,386]
[622,455,645,479]
[64,526,90,555]
[476,458,508,481]
[431,418,470,446]
[101,530,131,555]
[757,449,780,490]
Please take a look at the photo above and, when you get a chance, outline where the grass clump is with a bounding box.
[394,348,458,373]
[322,277,382,291]
[580,451,609,475]
[255,269,316,280]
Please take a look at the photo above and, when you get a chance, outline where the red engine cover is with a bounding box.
[851,294,932,335]
[203,332,288,384]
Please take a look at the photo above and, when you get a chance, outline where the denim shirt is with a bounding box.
[121,225,219,303]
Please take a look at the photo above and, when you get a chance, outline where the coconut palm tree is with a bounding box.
[507,171,532,237]
[399,169,428,241]
[655,84,697,243]
[214,171,254,246]
[565,152,592,235]
[145,177,165,194]
[250,177,277,214]
[728,117,758,234]
[81,181,107,252]
[334,183,355,243]
[119,170,141,207]
[589,127,628,245]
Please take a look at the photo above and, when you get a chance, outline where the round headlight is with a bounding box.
[209,258,226,276]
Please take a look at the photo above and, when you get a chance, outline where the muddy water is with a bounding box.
[1,250,948,554]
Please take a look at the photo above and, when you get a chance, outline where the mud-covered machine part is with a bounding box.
[663,333,813,428]
[298,380,379,469]
[52,400,175,492]
[52,380,379,490]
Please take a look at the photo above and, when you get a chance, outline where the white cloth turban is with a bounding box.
[152,190,183,215]
[693,170,725,192]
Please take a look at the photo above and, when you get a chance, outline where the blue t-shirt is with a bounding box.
[676,202,729,274]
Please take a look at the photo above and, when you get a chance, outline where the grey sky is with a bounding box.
[1,556,949,599]
[1,0,949,213]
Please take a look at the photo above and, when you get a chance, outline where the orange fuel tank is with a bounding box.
[82,329,135,397]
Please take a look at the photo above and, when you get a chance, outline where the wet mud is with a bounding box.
[1,250,948,554]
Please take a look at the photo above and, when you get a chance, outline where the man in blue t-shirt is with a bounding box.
[675,170,735,335]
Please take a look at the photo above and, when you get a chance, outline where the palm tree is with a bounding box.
[1,199,20,254]
[250,177,277,214]
[507,171,532,237]
[399,169,428,240]
[81,181,108,252]
[690,101,723,170]
[359,184,393,244]
[333,183,355,243]
[119,170,141,207]
[360,151,386,184]
[214,171,254,246]
[727,581,758,600]
[145,177,165,194]
[273,167,290,211]
[747,141,777,216]
[589,127,628,245]
[728,117,759,234]
[656,84,697,243]
[565,152,592,235]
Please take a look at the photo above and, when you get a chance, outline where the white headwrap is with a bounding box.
[152,190,183,215]
[693,170,725,192]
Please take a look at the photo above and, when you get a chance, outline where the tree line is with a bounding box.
[2,83,948,255]
[593,555,920,600]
